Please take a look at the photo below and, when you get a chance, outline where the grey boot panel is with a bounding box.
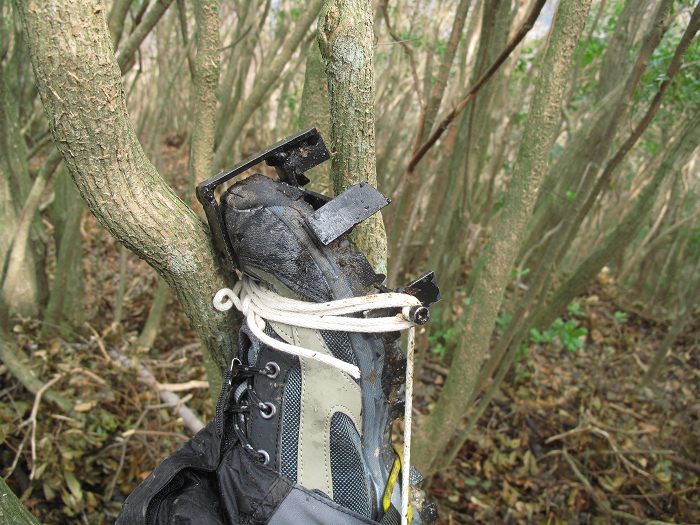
[268,487,380,525]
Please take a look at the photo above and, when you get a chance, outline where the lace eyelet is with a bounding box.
[258,401,276,419]
[258,449,270,465]
[264,361,280,379]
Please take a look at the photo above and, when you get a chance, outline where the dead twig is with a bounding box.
[18,374,63,479]
[156,380,209,392]
[85,322,112,363]
[110,348,204,433]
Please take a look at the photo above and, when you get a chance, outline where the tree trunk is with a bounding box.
[299,40,332,195]
[535,113,700,330]
[412,0,591,474]
[190,0,221,185]
[0,51,45,319]
[0,476,41,525]
[213,0,323,169]
[18,0,237,388]
[318,0,388,274]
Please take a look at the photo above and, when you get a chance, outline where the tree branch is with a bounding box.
[116,0,175,74]
[405,0,546,177]
[19,1,236,379]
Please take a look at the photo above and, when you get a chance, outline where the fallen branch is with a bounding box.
[18,374,63,479]
[110,349,205,434]
[0,331,73,413]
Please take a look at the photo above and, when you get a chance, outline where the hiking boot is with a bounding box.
[220,173,436,524]
[117,130,438,525]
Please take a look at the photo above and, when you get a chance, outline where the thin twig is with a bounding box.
[85,322,112,363]
[120,429,189,439]
[156,380,209,392]
[110,349,205,434]
[18,374,63,480]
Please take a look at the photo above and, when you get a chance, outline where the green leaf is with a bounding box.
[64,471,83,502]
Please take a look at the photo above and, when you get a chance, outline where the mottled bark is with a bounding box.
[318,0,388,274]
[0,476,41,525]
[524,0,672,256]
[299,40,332,195]
[18,1,237,381]
[412,0,591,474]
[191,0,221,184]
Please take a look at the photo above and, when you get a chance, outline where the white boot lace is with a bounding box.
[213,274,420,525]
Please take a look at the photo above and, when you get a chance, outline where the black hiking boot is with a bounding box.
[116,130,438,525]
[219,173,437,523]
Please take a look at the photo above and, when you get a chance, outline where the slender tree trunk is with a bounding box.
[43,167,85,333]
[299,40,332,195]
[642,260,700,385]
[0,53,46,319]
[190,0,221,185]
[107,0,132,49]
[412,0,591,474]
[318,0,388,274]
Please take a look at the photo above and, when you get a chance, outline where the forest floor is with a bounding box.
[1,144,699,525]
[427,293,700,524]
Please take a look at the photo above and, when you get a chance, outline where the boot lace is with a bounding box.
[213,274,421,525]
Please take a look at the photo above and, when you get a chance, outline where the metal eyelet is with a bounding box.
[265,361,280,379]
[258,401,276,419]
[257,449,270,465]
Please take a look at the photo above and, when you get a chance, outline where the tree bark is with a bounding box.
[412,0,591,474]
[318,0,388,274]
[18,0,237,384]
[0,476,41,525]
[299,40,332,195]
[190,0,220,185]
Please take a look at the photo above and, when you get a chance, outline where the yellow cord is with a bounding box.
[382,445,413,522]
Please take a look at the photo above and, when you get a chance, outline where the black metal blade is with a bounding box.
[399,271,441,306]
[305,182,390,245]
